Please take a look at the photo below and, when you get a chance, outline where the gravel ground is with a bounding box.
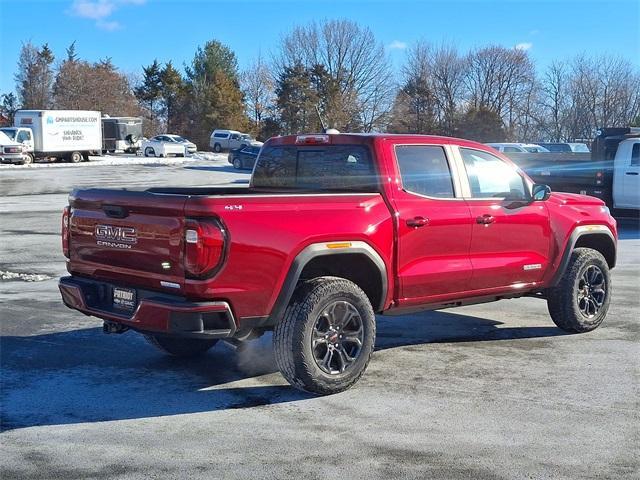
[0,160,638,479]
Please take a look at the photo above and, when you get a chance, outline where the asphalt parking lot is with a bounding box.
[1,160,638,479]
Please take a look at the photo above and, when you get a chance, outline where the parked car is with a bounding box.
[59,132,617,395]
[141,135,189,157]
[228,142,263,169]
[1,110,102,163]
[210,129,254,152]
[538,142,590,153]
[164,134,197,154]
[485,142,550,153]
[0,130,29,164]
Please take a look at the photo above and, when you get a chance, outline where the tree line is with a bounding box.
[2,19,639,147]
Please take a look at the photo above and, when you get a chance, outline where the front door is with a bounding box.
[457,147,551,291]
[614,141,640,209]
[391,144,474,305]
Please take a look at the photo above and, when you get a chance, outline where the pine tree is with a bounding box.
[135,60,163,131]
[0,93,18,125]
[160,62,186,133]
[185,40,248,147]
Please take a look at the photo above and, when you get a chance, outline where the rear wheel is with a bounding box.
[213,143,222,153]
[69,151,82,163]
[144,334,218,357]
[273,276,376,395]
[547,248,611,333]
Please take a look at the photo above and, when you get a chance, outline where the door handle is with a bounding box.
[406,216,429,228]
[476,214,495,225]
[625,171,639,176]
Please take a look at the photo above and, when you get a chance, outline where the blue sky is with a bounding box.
[1,0,638,94]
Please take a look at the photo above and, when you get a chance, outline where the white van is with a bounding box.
[209,129,254,152]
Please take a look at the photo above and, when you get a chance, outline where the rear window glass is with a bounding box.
[252,145,377,191]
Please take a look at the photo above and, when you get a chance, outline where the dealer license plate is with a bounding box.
[113,287,136,310]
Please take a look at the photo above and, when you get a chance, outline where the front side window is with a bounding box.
[460,148,528,199]
[17,130,31,142]
[395,145,455,198]
[503,146,522,153]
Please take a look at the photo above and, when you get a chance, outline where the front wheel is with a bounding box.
[144,334,218,357]
[547,248,611,333]
[273,276,376,395]
[144,147,155,157]
[233,157,241,169]
[23,153,34,165]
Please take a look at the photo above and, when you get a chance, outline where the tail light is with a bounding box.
[184,219,225,278]
[62,206,70,258]
[295,134,330,145]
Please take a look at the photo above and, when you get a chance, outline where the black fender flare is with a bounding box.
[267,241,389,324]
[550,225,616,287]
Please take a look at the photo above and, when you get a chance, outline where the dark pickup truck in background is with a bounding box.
[502,128,640,212]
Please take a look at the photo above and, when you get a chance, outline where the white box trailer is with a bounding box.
[10,110,102,163]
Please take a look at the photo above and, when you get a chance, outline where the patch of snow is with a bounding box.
[0,270,53,282]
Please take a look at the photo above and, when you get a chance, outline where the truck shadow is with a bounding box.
[1,310,566,431]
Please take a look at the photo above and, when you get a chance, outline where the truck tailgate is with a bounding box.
[68,189,187,290]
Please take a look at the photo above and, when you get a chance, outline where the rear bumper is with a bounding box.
[59,276,236,338]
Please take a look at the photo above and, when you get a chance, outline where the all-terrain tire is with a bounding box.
[144,334,218,357]
[547,247,611,333]
[273,276,376,395]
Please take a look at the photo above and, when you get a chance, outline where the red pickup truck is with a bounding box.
[59,133,617,394]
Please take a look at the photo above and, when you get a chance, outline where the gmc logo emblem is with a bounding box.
[95,225,137,244]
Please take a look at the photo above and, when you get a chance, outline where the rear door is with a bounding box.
[455,147,551,291]
[390,144,474,303]
[68,189,188,290]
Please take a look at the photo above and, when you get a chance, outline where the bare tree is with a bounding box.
[276,19,394,131]
[393,41,467,135]
[241,53,275,133]
[464,45,535,137]
[15,42,55,109]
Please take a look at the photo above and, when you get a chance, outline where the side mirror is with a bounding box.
[532,184,551,201]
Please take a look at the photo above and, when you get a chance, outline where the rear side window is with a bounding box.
[631,143,640,166]
[503,146,521,153]
[252,145,376,191]
[214,132,228,138]
[395,145,455,198]
[460,148,527,199]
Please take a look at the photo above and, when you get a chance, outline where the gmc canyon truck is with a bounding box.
[59,133,618,394]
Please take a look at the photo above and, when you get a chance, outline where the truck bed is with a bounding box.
[66,186,394,321]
